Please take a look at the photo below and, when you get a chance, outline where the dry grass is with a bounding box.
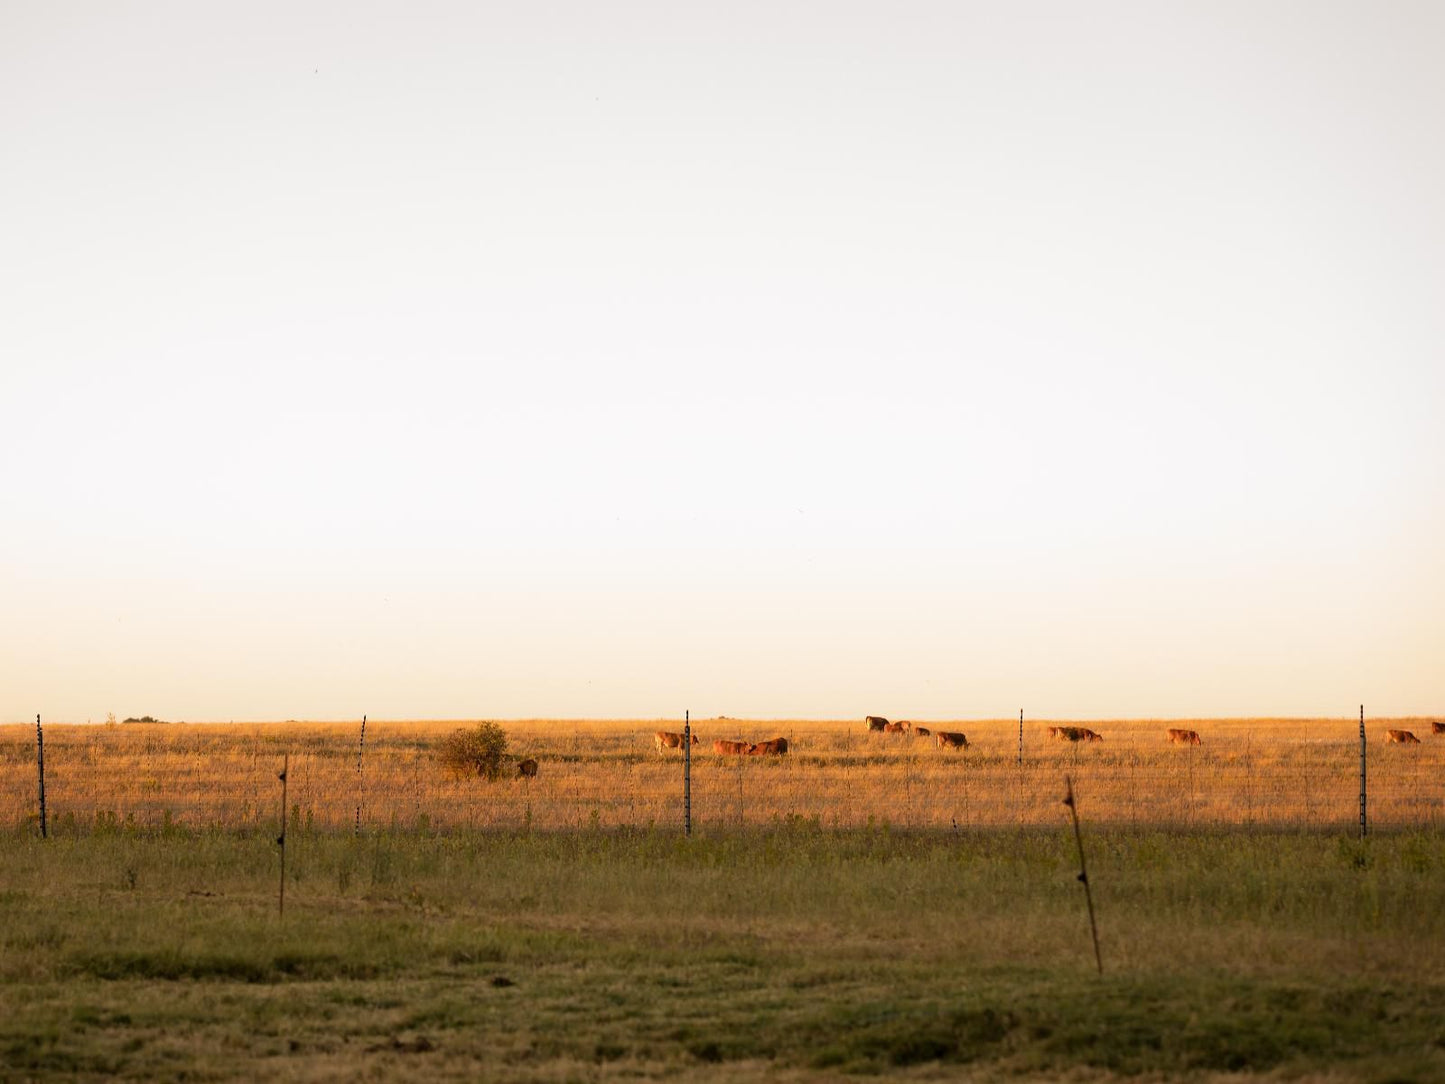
[2,716,1442,833]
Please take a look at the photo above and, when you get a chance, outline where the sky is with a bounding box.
[2,2,1442,722]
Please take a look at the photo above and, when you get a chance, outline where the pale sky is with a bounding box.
[3,2,1442,722]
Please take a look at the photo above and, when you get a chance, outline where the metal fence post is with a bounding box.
[1359,704,1367,839]
[277,754,289,917]
[36,714,47,840]
[683,710,692,838]
[354,714,367,836]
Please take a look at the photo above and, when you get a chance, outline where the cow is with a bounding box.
[713,739,751,755]
[1386,730,1421,744]
[1052,726,1103,743]
[936,731,968,749]
[654,730,699,753]
[1432,722,1445,735]
[865,716,889,732]
[1167,728,1202,746]
[883,722,908,734]
[914,727,931,737]
[895,720,913,730]
[516,758,539,779]
[747,737,789,756]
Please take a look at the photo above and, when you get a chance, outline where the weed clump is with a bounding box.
[437,723,510,780]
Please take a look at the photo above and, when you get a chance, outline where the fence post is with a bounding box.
[683,710,692,838]
[1358,704,1367,839]
[354,715,367,837]
[277,754,289,917]
[1063,775,1103,975]
[1017,709,1023,767]
[36,714,47,840]
[1187,742,1195,826]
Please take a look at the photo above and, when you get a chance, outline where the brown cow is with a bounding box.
[1052,726,1103,743]
[516,758,539,779]
[883,722,908,734]
[654,730,700,753]
[913,727,931,737]
[865,716,889,732]
[714,739,751,755]
[895,720,912,730]
[747,737,789,756]
[936,731,968,749]
[1386,729,1421,744]
[1167,728,1202,746]
[1432,722,1445,735]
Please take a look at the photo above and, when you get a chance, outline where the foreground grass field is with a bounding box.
[3,826,1444,1081]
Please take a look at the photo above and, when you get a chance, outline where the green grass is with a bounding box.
[2,826,1444,1080]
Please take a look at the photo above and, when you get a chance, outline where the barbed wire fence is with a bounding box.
[2,718,1442,836]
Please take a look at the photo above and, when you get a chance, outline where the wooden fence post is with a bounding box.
[1064,775,1103,975]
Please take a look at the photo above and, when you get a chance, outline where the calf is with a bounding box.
[1167,728,1202,746]
[1386,729,1421,744]
[713,739,752,756]
[654,730,699,753]
[935,731,968,750]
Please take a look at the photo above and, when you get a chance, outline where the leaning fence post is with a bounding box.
[1358,704,1367,839]
[354,715,367,837]
[36,714,47,840]
[277,754,289,917]
[683,710,692,838]
[1064,775,1103,975]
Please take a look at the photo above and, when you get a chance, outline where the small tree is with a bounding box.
[438,722,510,780]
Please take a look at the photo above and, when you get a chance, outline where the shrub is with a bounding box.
[438,722,510,780]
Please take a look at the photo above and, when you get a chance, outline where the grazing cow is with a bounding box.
[1053,726,1103,743]
[714,739,752,756]
[1386,730,1421,744]
[914,727,931,737]
[516,758,538,779]
[654,730,699,753]
[1432,722,1445,735]
[1167,728,1202,746]
[747,737,789,756]
[883,722,908,734]
[865,716,889,732]
[895,720,912,730]
[936,731,968,749]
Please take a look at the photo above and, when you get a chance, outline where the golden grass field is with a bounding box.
[3,716,1441,833]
